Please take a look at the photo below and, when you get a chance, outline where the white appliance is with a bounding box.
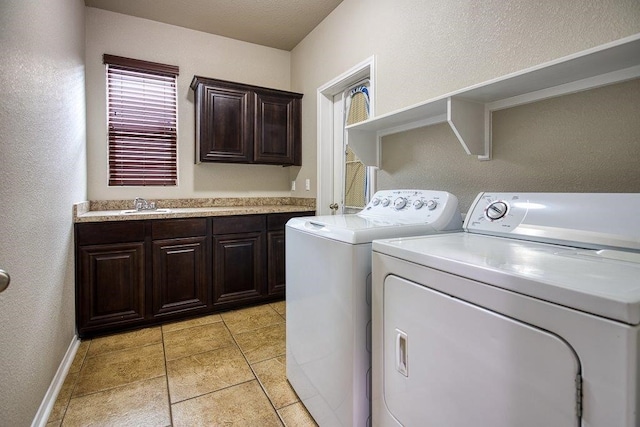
[286,189,462,426]
[372,192,640,427]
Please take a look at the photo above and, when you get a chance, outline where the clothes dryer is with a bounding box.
[372,192,640,427]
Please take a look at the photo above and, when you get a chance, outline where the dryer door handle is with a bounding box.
[395,328,408,377]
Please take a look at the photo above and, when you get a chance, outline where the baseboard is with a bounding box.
[31,335,80,427]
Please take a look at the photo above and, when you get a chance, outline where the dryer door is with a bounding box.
[382,275,580,427]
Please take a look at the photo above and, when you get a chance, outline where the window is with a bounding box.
[343,81,371,212]
[104,54,179,186]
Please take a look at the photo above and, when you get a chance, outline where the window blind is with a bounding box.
[104,54,179,186]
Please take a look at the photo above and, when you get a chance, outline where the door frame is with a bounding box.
[316,56,375,215]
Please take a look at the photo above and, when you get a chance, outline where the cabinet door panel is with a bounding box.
[76,221,145,245]
[266,211,315,298]
[267,230,285,297]
[213,231,265,307]
[78,243,145,335]
[267,211,315,230]
[198,85,252,162]
[254,92,301,165]
[151,218,207,240]
[212,215,265,234]
[152,237,208,317]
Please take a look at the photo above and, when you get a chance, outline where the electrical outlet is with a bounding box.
[291,180,296,191]
[305,179,310,191]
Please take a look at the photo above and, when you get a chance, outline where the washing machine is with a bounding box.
[372,192,640,427]
[286,189,462,426]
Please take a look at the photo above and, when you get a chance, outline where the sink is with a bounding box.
[120,208,172,215]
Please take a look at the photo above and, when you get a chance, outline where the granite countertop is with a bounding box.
[74,197,316,223]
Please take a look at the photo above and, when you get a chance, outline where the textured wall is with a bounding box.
[290,0,640,204]
[85,8,293,201]
[378,79,640,212]
[0,0,87,424]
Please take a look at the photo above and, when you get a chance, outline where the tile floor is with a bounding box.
[46,301,318,426]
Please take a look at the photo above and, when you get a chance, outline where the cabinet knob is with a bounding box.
[329,203,339,211]
[0,269,10,293]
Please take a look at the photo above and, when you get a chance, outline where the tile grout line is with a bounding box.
[222,305,287,426]
[268,303,317,426]
[65,334,167,401]
[63,374,167,401]
[160,326,175,427]
[161,315,264,409]
[169,378,257,406]
[54,339,91,425]
[61,330,168,424]
[52,303,291,426]
[161,318,253,407]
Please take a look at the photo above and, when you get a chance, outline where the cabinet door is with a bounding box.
[77,242,145,336]
[266,211,314,298]
[267,229,286,297]
[152,236,208,318]
[195,83,252,163]
[212,231,266,308]
[253,91,301,165]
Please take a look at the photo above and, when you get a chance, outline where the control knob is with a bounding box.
[393,197,407,210]
[485,201,508,220]
[413,200,424,209]
[381,198,391,207]
[426,200,438,210]
[371,198,380,206]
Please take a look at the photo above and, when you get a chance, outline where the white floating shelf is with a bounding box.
[346,33,640,167]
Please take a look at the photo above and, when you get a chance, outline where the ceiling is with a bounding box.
[85,0,343,51]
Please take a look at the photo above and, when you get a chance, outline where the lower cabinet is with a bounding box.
[151,218,208,319]
[267,229,286,297]
[76,222,146,337]
[212,215,265,308]
[266,211,313,297]
[75,210,314,337]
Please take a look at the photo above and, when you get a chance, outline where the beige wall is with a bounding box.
[85,7,294,201]
[0,0,86,424]
[290,0,640,207]
[380,79,640,212]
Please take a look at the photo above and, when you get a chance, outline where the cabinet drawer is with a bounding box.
[212,215,265,234]
[267,211,315,230]
[76,221,145,245]
[151,218,207,240]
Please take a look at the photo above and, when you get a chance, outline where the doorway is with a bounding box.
[316,57,375,215]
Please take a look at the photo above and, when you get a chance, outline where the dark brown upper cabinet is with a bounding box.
[191,76,302,166]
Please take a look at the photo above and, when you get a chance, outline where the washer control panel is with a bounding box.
[464,192,640,250]
[485,201,508,220]
[361,189,460,225]
[465,193,528,233]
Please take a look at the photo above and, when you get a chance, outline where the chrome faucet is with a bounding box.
[133,197,156,211]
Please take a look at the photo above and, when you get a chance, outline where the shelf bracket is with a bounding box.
[447,97,490,159]
[347,113,449,168]
[347,129,380,168]
[481,106,492,161]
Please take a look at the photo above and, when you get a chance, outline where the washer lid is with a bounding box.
[286,214,453,244]
[373,233,640,325]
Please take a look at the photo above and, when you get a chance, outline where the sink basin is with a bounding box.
[120,208,172,215]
